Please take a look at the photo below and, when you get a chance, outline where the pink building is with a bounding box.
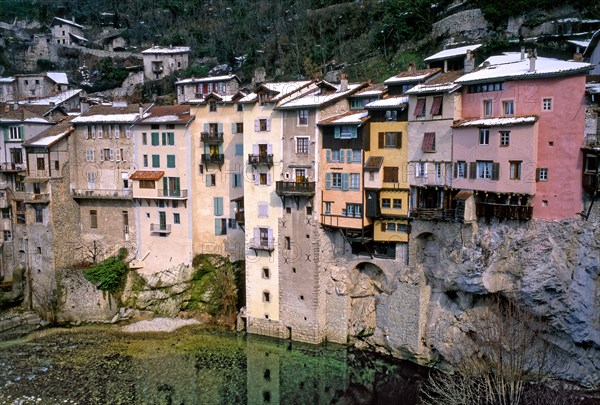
[453,52,592,220]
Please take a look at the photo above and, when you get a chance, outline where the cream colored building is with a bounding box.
[128,105,195,274]
[239,81,313,337]
[189,92,246,262]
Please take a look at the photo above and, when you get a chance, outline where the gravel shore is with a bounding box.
[121,317,199,333]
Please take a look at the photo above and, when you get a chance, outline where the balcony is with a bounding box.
[235,211,245,224]
[201,154,225,165]
[583,134,600,149]
[249,239,274,251]
[151,63,164,73]
[72,189,133,200]
[0,163,25,173]
[24,193,50,204]
[150,224,171,234]
[410,208,458,222]
[583,173,599,193]
[475,202,533,221]
[276,181,315,197]
[201,132,224,144]
[248,154,274,167]
[157,189,188,199]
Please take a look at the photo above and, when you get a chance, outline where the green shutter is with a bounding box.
[152,155,160,167]
[341,173,349,191]
[168,132,175,145]
[325,173,331,190]
[206,174,211,186]
[167,155,175,168]
[214,218,222,235]
[214,197,223,216]
[351,127,357,139]
[162,132,167,145]
[346,149,352,162]
[174,177,180,196]
[151,132,159,146]
[163,177,168,195]
[18,126,24,140]
[3,127,7,141]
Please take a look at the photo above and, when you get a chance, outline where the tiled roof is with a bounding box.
[0,107,52,123]
[23,118,74,148]
[364,156,383,171]
[130,171,164,181]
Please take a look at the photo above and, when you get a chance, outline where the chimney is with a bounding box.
[573,52,583,62]
[139,103,144,117]
[464,50,475,73]
[520,46,525,61]
[408,62,416,74]
[528,49,537,72]
[340,74,348,92]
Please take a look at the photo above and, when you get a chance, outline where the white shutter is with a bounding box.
[121,149,126,161]
[91,126,96,139]
[109,149,114,161]
[98,125,103,139]
[266,118,271,132]
[115,149,121,161]
[125,127,131,138]
[254,119,259,132]
[114,125,120,138]
[100,150,105,161]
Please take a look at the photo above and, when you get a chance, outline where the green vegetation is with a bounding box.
[83,248,128,293]
[84,57,129,93]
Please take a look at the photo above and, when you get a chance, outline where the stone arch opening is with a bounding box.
[347,262,386,342]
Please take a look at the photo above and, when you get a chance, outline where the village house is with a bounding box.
[128,105,195,274]
[50,17,87,46]
[424,44,481,73]
[142,46,190,81]
[1,72,70,103]
[176,74,241,104]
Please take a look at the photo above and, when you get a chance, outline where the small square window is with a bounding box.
[262,267,270,279]
[542,98,552,111]
[173,213,180,224]
[500,131,510,147]
[263,291,270,302]
[298,110,309,126]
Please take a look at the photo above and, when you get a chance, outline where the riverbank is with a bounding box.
[121,317,199,332]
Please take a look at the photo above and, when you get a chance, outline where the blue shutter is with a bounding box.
[214,197,223,216]
[3,128,7,141]
[326,149,331,162]
[267,228,273,246]
[325,173,331,190]
[204,123,209,132]
[266,119,271,132]
[235,144,243,156]
[18,126,24,140]
[215,218,222,235]
[341,173,349,191]
[205,174,211,186]
[232,123,237,134]
[346,149,352,162]
[266,173,271,186]
[339,150,345,163]
[253,227,259,245]
[351,127,357,138]
[334,127,340,138]
[218,123,223,133]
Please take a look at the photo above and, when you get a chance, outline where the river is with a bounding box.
[0,324,426,404]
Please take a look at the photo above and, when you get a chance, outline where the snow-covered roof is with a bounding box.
[277,83,363,109]
[453,115,538,128]
[46,72,68,85]
[365,97,408,109]
[72,113,140,124]
[19,89,82,106]
[175,74,240,85]
[69,32,88,42]
[239,81,314,103]
[424,44,482,62]
[52,17,83,29]
[139,105,193,125]
[319,111,369,125]
[29,130,70,146]
[555,18,600,23]
[384,68,441,85]
[567,39,591,48]
[586,83,600,94]
[0,77,15,83]
[0,117,49,124]
[142,46,191,54]
[354,89,383,97]
[457,56,593,84]
[405,83,460,95]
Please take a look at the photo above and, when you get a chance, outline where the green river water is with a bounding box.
[0,324,426,404]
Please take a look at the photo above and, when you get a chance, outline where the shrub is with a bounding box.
[83,248,128,293]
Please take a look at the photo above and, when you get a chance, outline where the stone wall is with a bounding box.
[432,9,489,42]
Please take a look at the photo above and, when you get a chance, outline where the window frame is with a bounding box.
[483,100,493,117]
[479,128,490,145]
[297,109,309,126]
[500,131,510,147]
[542,98,552,111]
[296,136,309,155]
[509,161,522,180]
[502,100,515,116]
[477,161,493,180]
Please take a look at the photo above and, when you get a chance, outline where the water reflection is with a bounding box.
[0,326,424,404]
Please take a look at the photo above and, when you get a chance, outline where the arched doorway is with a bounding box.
[347,262,386,341]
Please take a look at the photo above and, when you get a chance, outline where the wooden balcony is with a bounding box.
[410,208,458,222]
[275,181,315,197]
[150,224,171,234]
[72,188,133,200]
[201,154,224,165]
[200,132,224,144]
[248,154,274,167]
[0,163,25,173]
[476,202,533,221]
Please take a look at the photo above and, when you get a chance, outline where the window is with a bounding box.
[383,167,398,183]
[237,103,243,112]
[477,161,493,180]
[500,131,510,146]
[86,148,95,162]
[353,150,361,162]
[35,206,43,223]
[173,213,180,224]
[350,173,360,190]
[151,132,160,146]
[259,119,268,131]
[100,149,112,161]
[331,173,342,189]
[467,82,503,93]
[479,129,490,145]
[3,231,11,241]
[209,101,217,112]
[143,155,148,167]
[214,197,224,216]
[167,155,176,168]
[263,291,270,302]
[152,155,160,168]
[483,100,493,117]
[414,98,426,117]
[8,126,21,140]
[206,174,216,186]
[502,100,514,116]
[435,162,442,179]
[233,123,243,135]
[537,168,548,181]
[339,126,355,139]
[139,180,154,189]
[296,137,309,154]
[385,110,398,121]
[262,267,270,279]
[331,149,341,162]
[235,144,243,156]
[430,96,443,115]
[298,110,309,125]
[36,157,45,170]
[379,132,401,149]
[344,204,362,218]
[324,202,331,214]
[455,161,466,178]
[415,162,426,178]
[228,218,236,229]
[542,98,552,111]
[214,218,227,235]
[162,132,175,146]
[284,237,291,250]
[421,132,435,152]
[510,161,522,180]
[232,173,241,188]
[90,210,98,228]
[259,173,268,185]
[382,198,391,208]
[393,199,402,209]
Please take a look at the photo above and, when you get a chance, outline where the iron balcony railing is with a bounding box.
[157,189,188,199]
[249,239,274,251]
[248,154,274,166]
[72,189,133,200]
[275,181,315,196]
[201,154,225,164]
[0,163,25,172]
[150,223,171,233]
[200,132,224,144]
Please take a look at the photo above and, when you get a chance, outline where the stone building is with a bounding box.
[50,17,87,46]
[141,46,190,81]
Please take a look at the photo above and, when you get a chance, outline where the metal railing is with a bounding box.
[157,189,188,198]
[0,163,25,172]
[150,223,171,233]
[200,132,224,143]
[201,154,225,164]
[72,189,133,199]
[248,154,274,166]
[24,193,50,203]
[249,239,274,251]
[275,181,315,195]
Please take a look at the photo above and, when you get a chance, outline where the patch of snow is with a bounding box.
[424,44,482,62]
[454,116,538,128]
[72,113,139,123]
[365,97,408,108]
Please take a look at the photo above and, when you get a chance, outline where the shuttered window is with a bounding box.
[383,167,399,183]
[430,96,443,115]
[213,197,223,216]
[422,132,436,152]
[414,98,426,117]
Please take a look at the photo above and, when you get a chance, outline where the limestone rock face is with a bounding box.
[411,218,600,385]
